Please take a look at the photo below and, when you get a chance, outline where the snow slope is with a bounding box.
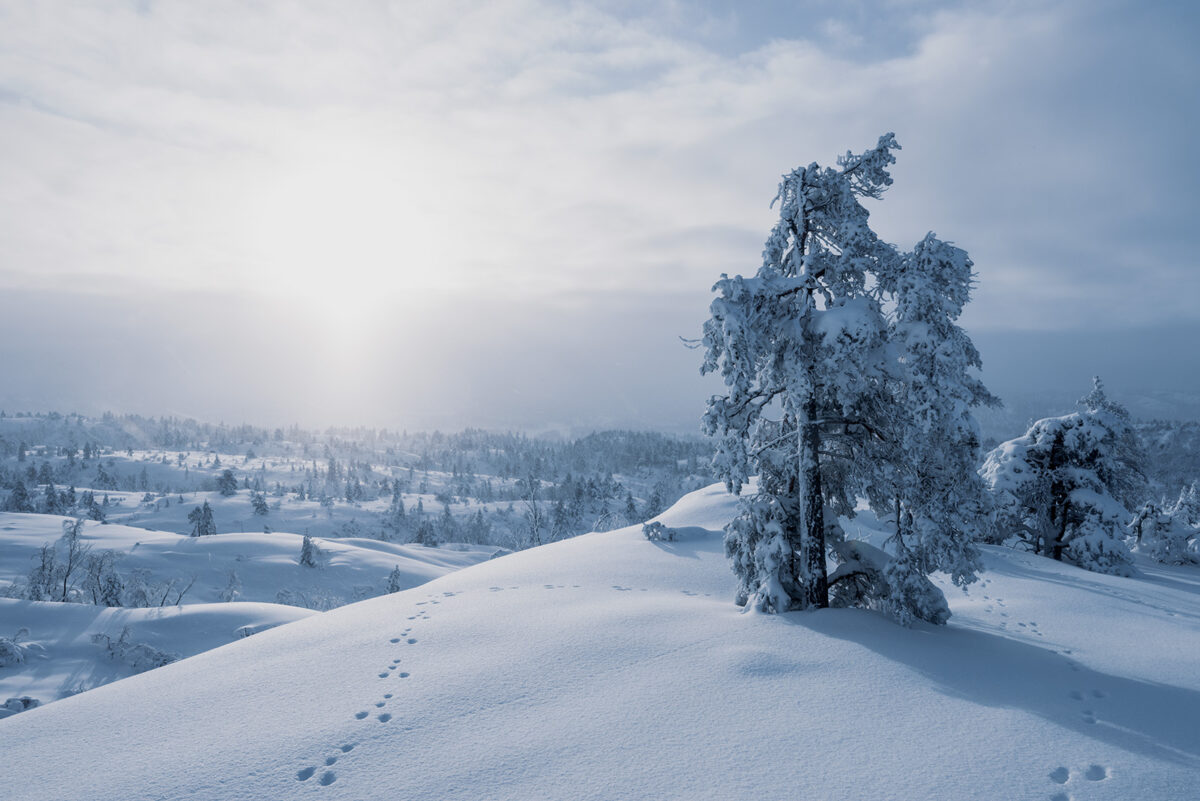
[2,484,1198,800]
[0,599,315,715]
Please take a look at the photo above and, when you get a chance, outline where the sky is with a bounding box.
[1,0,1198,432]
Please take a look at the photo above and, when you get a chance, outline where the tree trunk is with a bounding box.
[1050,498,1070,562]
[799,391,828,609]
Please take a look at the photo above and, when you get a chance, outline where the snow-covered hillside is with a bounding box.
[0,514,497,710]
[2,484,1198,800]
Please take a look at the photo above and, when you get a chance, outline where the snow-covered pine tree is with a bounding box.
[299,535,320,568]
[187,500,216,536]
[386,565,404,593]
[5,480,33,512]
[702,134,904,613]
[867,233,999,622]
[981,378,1145,575]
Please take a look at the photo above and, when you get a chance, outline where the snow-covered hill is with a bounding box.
[2,484,1198,800]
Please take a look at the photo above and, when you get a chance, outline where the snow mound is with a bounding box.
[2,484,1198,800]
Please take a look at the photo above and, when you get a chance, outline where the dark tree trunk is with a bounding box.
[800,391,828,609]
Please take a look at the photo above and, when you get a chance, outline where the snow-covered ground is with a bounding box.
[2,484,1197,800]
[0,513,498,710]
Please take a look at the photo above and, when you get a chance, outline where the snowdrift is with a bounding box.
[2,484,1198,800]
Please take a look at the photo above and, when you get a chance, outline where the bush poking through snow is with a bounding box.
[0,628,45,668]
[91,627,176,673]
[642,522,677,542]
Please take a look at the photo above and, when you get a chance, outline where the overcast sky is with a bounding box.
[1,0,1198,432]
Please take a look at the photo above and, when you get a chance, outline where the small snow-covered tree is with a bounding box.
[982,378,1145,575]
[250,492,269,516]
[386,565,404,593]
[299,535,321,568]
[4,480,33,512]
[217,469,238,496]
[188,500,217,536]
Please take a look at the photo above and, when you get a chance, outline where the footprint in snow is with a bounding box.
[319,771,336,786]
[378,672,389,678]
[1049,767,1069,784]
[297,767,316,781]
[1084,764,1108,781]
[355,711,368,720]
[340,743,355,753]
[325,756,338,766]
[378,713,392,723]
[375,701,386,708]
[1049,793,1070,801]
[1069,690,1084,701]
[390,638,401,643]
[407,638,417,644]
[1081,710,1096,724]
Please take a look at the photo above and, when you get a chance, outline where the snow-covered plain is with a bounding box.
[2,484,1199,800]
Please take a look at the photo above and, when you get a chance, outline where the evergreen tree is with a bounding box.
[5,480,33,513]
[299,535,321,567]
[187,500,217,536]
[982,378,1144,575]
[386,565,404,593]
[250,492,269,516]
[216,469,238,496]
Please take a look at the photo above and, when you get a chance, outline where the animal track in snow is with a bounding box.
[1049,767,1069,784]
[325,756,338,766]
[319,771,337,786]
[399,672,409,678]
[378,713,392,723]
[340,743,355,753]
[355,711,368,720]
[383,693,392,699]
[1084,764,1108,781]
[297,767,316,781]
[407,638,417,644]
[390,638,401,643]
[375,701,386,708]
[1049,793,1069,801]
[378,672,389,678]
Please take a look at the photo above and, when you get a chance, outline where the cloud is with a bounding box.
[1,0,1197,426]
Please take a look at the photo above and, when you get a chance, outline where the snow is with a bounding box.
[2,484,1198,799]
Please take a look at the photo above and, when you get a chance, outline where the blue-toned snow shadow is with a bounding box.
[787,608,1200,768]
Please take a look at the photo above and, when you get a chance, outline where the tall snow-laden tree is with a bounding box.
[981,378,1146,575]
[705,134,894,613]
[703,134,994,620]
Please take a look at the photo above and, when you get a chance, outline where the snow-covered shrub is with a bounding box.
[828,541,950,626]
[0,628,45,667]
[0,696,41,718]
[1130,502,1198,565]
[642,522,677,542]
[91,627,176,673]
